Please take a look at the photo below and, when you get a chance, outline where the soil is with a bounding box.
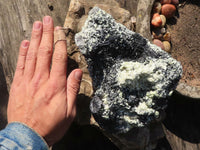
[167,0,200,87]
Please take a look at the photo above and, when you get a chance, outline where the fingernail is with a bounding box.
[75,70,82,81]
[34,22,41,30]
[43,16,51,24]
[22,40,29,48]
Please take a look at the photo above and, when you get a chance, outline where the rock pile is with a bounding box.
[151,0,179,53]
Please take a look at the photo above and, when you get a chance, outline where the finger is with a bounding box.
[14,40,30,80]
[50,27,67,80]
[66,69,82,116]
[35,16,54,78]
[24,21,43,80]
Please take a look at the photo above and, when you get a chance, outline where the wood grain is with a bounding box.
[0,0,70,90]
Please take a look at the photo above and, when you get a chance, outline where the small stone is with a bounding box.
[151,13,162,27]
[153,2,162,13]
[153,39,165,50]
[163,32,171,42]
[160,0,171,4]
[160,15,166,27]
[160,27,166,34]
[163,41,171,52]
[161,4,176,18]
[171,0,179,6]
[152,28,163,40]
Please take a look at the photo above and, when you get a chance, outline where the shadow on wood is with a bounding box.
[0,62,8,130]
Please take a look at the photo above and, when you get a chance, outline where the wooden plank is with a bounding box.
[0,0,71,90]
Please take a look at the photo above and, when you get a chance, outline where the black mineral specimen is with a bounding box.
[75,7,182,134]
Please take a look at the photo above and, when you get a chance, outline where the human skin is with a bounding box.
[7,16,82,146]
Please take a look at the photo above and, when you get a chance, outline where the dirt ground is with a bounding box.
[168,0,200,87]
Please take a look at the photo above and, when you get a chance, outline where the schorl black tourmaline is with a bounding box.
[75,7,182,134]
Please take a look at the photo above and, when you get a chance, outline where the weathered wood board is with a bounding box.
[0,0,71,90]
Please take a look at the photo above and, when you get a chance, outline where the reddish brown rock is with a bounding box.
[161,4,176,18]
[160,0,171,4]
[151,13,162,27]
[171,0,179,6]
[153,39,165,50]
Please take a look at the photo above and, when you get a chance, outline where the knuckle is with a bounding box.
[49,79,65,92]
[44,91,53,103]
[19,49,27,57]
[16,64,24,71]
[16,57,25,71]
[49,81,58,92]
[26,51,36,61]
[38,45,52,57]
[31,30,41,40]
[53,52,67,63]
[43,28,54,34]
[31,74,41,89]
[69,83,79,95]
[31,80,39,90]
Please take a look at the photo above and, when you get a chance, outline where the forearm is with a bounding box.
[0,122,49,150]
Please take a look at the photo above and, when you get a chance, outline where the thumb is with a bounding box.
[66,69,82,116]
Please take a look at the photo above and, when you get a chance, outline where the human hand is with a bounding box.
[7,16,82,146]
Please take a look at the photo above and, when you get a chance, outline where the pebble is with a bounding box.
[163,41,171,52]
[153,2,162,13]
[160,0,171,4]
[151,13,162,27]
[171,0,179,6]
[160,27,166,34]
[161,4,176,18]
[163,32,171,42]
[153,39,165,50]
[160,15,166,27]
[152,28,163,39]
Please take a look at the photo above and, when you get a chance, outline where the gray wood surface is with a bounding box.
[0,0,70,90]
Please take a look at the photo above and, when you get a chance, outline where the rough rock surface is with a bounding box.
[63,0,136,126]
[75,7,182,134]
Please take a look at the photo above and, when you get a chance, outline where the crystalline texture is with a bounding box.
[75,7,182,134]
